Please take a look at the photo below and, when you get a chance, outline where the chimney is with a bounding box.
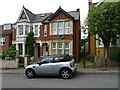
[76,8,80,12]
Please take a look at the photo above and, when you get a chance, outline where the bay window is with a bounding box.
[51,20,71,35]
[58,42,63,54]
[65,21,70,34]
[58,21,64,34]
[64,42,70,54]
[18,25,23,35]
[52,42,57,55]
[25,25,29,35]
[52,22,57,35]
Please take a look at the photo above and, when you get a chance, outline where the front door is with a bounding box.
[43,43,48,56]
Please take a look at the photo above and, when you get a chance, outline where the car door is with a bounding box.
[35,57,54,75]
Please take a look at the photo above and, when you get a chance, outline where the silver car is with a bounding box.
[25,55,77,79]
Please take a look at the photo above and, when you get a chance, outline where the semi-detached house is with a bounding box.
[12,6,81,63]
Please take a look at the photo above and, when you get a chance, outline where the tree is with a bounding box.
[84,2,120,57]
[25,32,36,57]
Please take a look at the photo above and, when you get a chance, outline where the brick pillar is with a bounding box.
[40,46,43,56]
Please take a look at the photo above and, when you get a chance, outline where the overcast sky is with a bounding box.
[0,0,100,25]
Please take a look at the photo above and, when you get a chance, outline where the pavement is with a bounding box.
[0,67,119,74]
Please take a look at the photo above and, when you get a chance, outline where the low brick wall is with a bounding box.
[0,59,19,69]
[94,56,118,67]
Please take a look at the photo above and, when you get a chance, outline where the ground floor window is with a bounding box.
[18,43,23,55]
[51,42,70,55]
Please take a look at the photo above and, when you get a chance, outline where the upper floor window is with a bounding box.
[52,22,57,35]
[25,25,29,35]
[44,25,47,36]
[98,38,103,47]
[51,21,70,35]
[34,25,39,36]
[65,21,70,34]
[58,21,64,35]
[0,38,5,46]
[18,25,23,35]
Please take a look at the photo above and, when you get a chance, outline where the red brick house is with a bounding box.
[0,24,13,54]
[12,6,81,63]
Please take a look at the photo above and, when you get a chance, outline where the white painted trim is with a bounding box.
[17,8,30,22]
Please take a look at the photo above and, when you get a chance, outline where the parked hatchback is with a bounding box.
[25,55,77,79]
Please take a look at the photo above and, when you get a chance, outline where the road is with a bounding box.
[1,73,118,88]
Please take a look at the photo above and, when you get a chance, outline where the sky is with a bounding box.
[0,0,100,25]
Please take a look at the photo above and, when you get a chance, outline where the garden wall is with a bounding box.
[94,56,118,67]
[0,59,19,69]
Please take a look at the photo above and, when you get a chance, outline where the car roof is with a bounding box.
[43,54,69,58]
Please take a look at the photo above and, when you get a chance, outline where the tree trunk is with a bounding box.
[105,47,109,58]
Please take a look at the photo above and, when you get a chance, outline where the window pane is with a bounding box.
[58,21,63,34]
[65,21,70,34]
[25,25,29,35]
[64,49,69,55]
[52,22,57,35]
[65,42,69,48]
[58,49,62,54]
[44,25,47,36]
[18,25,23,35]
[35,25,38,36]
[52,49,56,55]
[52,42,56,48]
[58,42,62,48]
[18,43,23,55]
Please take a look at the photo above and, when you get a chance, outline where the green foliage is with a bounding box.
[108,46,120,61]
[18,56,24,64]
[2,45,17,59]
[25,32,36,57]
[83,2,120,57]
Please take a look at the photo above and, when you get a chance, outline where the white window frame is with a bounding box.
[64,42,70,55]
[0,38,5,46]
[58,42,63,54]
[18,43,23,55]
[18,25,23,36]
[52,22,57,35]
[52,42,57,55]
[51,20,71,35]
[34,25,39,36]
[65,21,70,34]
[58,21,64,35]
[44,25,47,36]
[25,25,29,35]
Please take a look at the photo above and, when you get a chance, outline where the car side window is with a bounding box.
[41,57,53,63]
[54,57,64,62]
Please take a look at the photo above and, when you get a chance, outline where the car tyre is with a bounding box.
[25,69,35,79]
[60,69,71,79]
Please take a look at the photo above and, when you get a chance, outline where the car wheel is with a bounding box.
[25,69,35,79]
[60,69,71,79]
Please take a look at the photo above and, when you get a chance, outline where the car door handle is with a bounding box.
[49,65,53,67]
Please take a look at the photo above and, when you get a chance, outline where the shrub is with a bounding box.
[108,46,120,61]
[18,56,24,64]
[2,45,17,59]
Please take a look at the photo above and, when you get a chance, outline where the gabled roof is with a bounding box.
[48,7,74,21]
[17,6,36,23]
[68,11,80,20]
[23,6,36,22]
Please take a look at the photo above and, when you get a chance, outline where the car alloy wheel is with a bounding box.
[61,69,71,79]
[26,69,35,79]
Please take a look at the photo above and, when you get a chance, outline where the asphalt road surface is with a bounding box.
[1,73,118,88]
